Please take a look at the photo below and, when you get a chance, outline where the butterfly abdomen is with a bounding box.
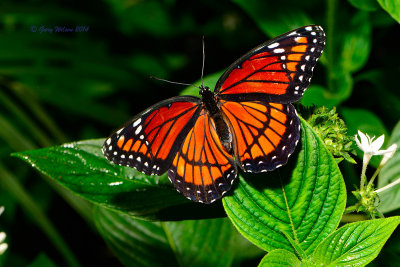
[200,86,233,153]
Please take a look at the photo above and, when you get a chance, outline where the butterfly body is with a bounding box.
[103,25,326,203]
[200,86,233,153]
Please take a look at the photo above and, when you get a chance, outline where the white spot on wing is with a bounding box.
[133,118,142,127]
[268,42,279,49]
[135,125,142,135]
[273,48,285,54]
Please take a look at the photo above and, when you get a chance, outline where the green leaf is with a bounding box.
[348,0,380,11]
[378,120,400,213]
[377,0,400,23]
[13,139,225,221]
[312,217,400,266]
[94,206,178,266]
[258,249,300,267]
[163,219,235,267]
[232,0,313,37]
[339,12,371,73]
[94,206,236,267]
[300,85,343,107]
[223,117,346,254]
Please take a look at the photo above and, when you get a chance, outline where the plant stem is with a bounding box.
[341,214,368,223]
[0,163,81,267]
[360,154,370,192]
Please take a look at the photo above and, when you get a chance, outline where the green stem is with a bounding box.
[367,164,383,188]
[0,164,81,267]
[360,154,371,192]
[341,214,368,223]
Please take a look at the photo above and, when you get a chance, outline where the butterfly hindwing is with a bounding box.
[216,25,325,104]
[220,100,300,172]
[103,96,202,175]
[168,109,237,203]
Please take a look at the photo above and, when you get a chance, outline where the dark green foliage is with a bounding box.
[2,0,400,266]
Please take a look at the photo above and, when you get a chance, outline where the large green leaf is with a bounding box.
[13,139,225,221]
[223,117,346,254]
[377,0,400,23]
[258,249,300,267]
[312,217,400,266]
[378,121,400,213]
[94,207,236,267]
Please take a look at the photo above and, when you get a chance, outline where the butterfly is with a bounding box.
[103,25,325,204]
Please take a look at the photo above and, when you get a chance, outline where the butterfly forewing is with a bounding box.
[221,101,300,172]
[103,96,202,175]
[168,110,237,203]
[215,25,325,103]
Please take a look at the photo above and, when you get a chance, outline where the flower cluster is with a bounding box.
[347,131,398,218]
[307,107,355,164]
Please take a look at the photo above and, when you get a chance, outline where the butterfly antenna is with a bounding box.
[201,35,205,88]
[150,76,199,88]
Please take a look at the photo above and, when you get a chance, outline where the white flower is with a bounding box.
[0,206,7,255]
[355,131,396,158]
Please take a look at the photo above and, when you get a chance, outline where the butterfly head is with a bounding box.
[199,85,211,95]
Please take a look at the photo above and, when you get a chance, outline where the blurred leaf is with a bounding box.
[378,120,400,213]
[258,249,300,267]
[104,0,174,36]
[340,108,389,167]
[95,206,236,267]
[339,11,371,73]
[348,0,380,11]
[130,54,167,78]
[0,114,36,151]
[223,117,346,254]
[13,139,225,221]
[312,217,400,266]
[28,253,57,267]
[377,0,400,23]
[301,85,343,107]
[94,206,178,267]
[164,219,235,267]
[233,0,313,37]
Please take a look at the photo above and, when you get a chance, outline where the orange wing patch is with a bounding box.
[216,25,325,104]
[103,97,202,176]
[168,110,237,204]
[221,101,300,172]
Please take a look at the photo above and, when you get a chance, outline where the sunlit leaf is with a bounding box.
[13,139,225,221]
[223,117,346,254]
[312,217,400,266]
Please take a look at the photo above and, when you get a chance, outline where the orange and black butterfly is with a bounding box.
[103,25,325,203]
